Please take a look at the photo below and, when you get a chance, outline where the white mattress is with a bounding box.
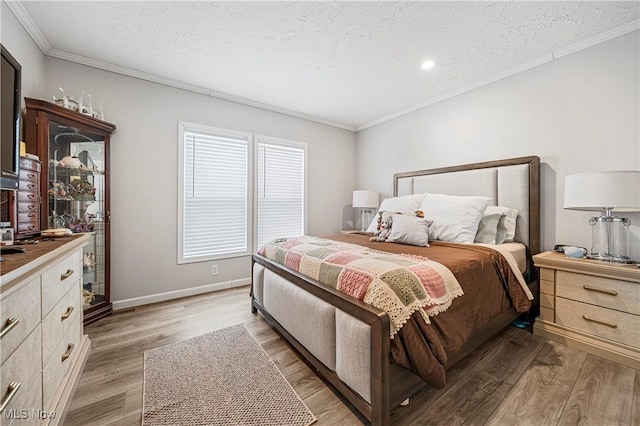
[498,242,527,273]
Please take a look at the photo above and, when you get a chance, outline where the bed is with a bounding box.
[251,156,540,425]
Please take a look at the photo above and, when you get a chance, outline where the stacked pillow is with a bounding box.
[418,194,490,244]
[366,194,425,233]
[476,205,519,244]
[366,193,518,246]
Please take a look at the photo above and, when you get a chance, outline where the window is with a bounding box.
[255,136,307,249]
[178,122,251,263]
[178,123,306,262]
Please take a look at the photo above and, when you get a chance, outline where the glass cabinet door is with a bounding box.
[47,120,107,311]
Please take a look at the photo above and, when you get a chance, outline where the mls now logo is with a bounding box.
[3,409,57,420]
[3,409,28,419]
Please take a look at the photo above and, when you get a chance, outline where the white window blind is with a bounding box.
[256,138,306,248]
[179,123,250,263]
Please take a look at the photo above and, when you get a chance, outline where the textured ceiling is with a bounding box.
[13,1,640,130]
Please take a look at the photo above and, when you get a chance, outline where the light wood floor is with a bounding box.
[65,286,639,426]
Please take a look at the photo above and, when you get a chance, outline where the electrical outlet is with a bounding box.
[210,264,219,276]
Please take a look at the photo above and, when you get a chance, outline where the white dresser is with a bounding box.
[533,251,640,370]
[1,234,91,425]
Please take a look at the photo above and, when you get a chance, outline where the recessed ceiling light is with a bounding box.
[421,60,435,70]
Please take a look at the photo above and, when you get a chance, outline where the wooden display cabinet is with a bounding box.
[24,97,116,325]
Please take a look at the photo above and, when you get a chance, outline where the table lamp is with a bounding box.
[564,170,640,263]
[353,190,379,232]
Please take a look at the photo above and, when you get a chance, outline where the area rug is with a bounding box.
[142,324,316,426]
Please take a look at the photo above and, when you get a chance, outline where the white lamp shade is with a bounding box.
[564,171,640,212]
[352,190,379,208]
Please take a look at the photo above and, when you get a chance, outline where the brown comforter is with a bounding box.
[326,233,532,388]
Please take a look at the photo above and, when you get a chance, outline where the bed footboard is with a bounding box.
[252,254,402,425]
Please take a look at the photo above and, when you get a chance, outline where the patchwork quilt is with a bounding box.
[258,236,463,337]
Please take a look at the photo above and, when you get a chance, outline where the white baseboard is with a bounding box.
[112,278,251,311]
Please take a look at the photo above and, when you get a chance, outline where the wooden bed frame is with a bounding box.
[251,156,540,425]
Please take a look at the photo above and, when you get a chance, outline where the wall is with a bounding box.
[43,58,356,307]
[1,2,45,115]
[356,31,640,260]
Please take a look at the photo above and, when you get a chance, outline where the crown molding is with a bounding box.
[356,21,640,131]
[8,0,637,134]
[553,19,639,59]
[356,53,555,131]
[45,48,356,131]
[4,0,50,53]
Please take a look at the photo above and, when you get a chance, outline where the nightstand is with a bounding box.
[533,251,640,369]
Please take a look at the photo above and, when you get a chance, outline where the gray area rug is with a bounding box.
[142,324,316,426]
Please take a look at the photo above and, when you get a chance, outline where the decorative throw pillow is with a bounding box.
[484,206,518,242]
[365,193,425,232]
[386,214,433,247]
[475,213,503,244]
[419,193,490,244]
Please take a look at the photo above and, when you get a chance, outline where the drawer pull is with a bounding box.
[0,317,19,339]
[27,194,35,200]
[27,205,36,211]
[60,269,74,280]
[62,343,75,362]
[583,285,618,297]
[27,173,35,179]
[26,184,35,190]
[0,381,21,412]
[61,306,74,321]
[583,314,618,328]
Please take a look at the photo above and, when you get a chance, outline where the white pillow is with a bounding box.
[419,193,490,244]
[366,194,425,232]
[386,214,433,247]
[475,213,503,244]
[484,206,518,242]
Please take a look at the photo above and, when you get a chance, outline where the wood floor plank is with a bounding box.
[485,340,587,426]
[390,328,510,425]
[408,369,512,426]
[64,286,637,426]
[474,325,547,385]
[557,354,635,426]
[632,372,640,426]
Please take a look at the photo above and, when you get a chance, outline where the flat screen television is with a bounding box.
[1,44,21,190]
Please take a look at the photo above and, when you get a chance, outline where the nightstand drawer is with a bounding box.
[556,298,640,348]
[556,271,639,315]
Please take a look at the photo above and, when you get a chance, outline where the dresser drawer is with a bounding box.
[16,202,39,214]
[5,373,43,426]
[0,327,42,416]
[17,222,40,235]
[17,180,38,192]
[18,167,39,183]
[1,277,41,365]
[43,323,81,410]
[42,284,81,363]
[556,298,640,348]
[17,211,39,224]
[41,252,81,316]
[16,191,39,203]
[557,271,640,315]
[19,158,41,173]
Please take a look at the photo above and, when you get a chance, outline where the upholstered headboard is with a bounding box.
[394,156,540,254]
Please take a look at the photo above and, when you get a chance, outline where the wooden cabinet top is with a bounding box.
[0,234,90,292]
[25,97,116,134]
[533,251,640,283]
